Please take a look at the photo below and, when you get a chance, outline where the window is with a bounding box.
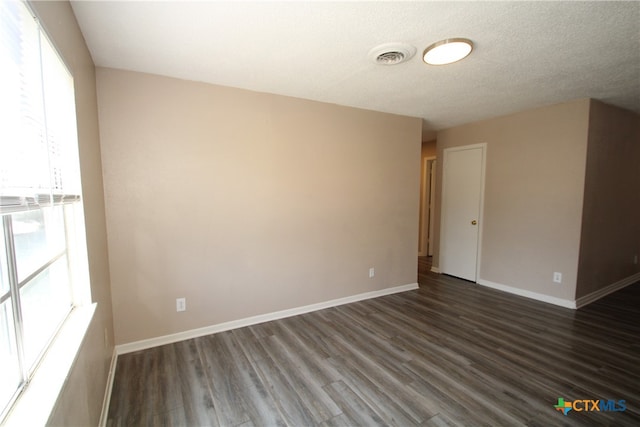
[0,0,89,420]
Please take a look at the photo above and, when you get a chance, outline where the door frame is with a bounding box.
[428,159,436,257]
[419,156,436,257]
[440,143,487,282]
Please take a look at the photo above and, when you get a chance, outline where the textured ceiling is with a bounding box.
[70,1,640,135]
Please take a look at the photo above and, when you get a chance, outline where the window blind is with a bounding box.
[0,0,81,215]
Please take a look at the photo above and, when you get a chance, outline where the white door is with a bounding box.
[440,144,485,282]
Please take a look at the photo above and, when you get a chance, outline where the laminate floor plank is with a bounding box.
[171,339,220,426]
[275,320,343,386]
[324,313,415,384]
[196,333,253,426]
[229,327,271,363]
[252,351,319,426]
[317,412,358,427]
[108,257,640,426]
[256,332,341,423]
[403,357,528,427]
[421,412,463,427]
[216,332,288,427]
[406,373,493,427]
[271,317,331,356]
[325,353,433,425]
[322,381,388,427]
[392,334,542,422]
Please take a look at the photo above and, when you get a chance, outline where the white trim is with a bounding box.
[428,160,437,257]
[418,156,428,256]
[430,266,441,274]
[98,348,118,427]
[477,279,576,309]
[575,272,640,308]
[116,283,419,355]
[4,304,96,427]
[475,144,487,282]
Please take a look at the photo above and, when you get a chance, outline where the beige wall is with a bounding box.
[96,68,422,345]
[434,100,591,300]
[421,140,437,159]
[30,1,114,426]
[576,100,640,297]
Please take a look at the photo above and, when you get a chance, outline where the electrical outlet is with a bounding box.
[634,254,638,265]
[369,267,375,278]
[176,297,186,312]
[553,272,562,284]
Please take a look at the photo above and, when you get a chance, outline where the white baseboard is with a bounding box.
[575,271,640,309]
[98,347,118,427]
[430,266,441,273]
[477,278,576,309]
[477,272,640,310]
[98,348,118,427]
[116,282,419,355]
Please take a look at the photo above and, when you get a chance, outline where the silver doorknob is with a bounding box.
[471,220,477,225]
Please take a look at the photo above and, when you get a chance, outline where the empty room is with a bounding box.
[1,1,639,426]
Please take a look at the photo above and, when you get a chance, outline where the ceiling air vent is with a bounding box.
[368,43,416,65]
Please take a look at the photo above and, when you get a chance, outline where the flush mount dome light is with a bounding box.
[423,38,473,65]
[368,42,417,65]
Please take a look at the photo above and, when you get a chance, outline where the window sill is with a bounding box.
[3,303,96,426]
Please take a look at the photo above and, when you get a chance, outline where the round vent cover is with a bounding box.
[368,43,416,65]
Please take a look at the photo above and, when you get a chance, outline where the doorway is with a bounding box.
[440,143,486,282]
[418,157,436,257]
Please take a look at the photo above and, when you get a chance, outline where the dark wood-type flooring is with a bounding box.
[107,257,640,426]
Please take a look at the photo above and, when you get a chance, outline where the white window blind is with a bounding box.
[0,0,81,215]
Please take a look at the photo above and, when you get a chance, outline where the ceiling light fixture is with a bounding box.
[423,38,473,65]
[368,43,416,66]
